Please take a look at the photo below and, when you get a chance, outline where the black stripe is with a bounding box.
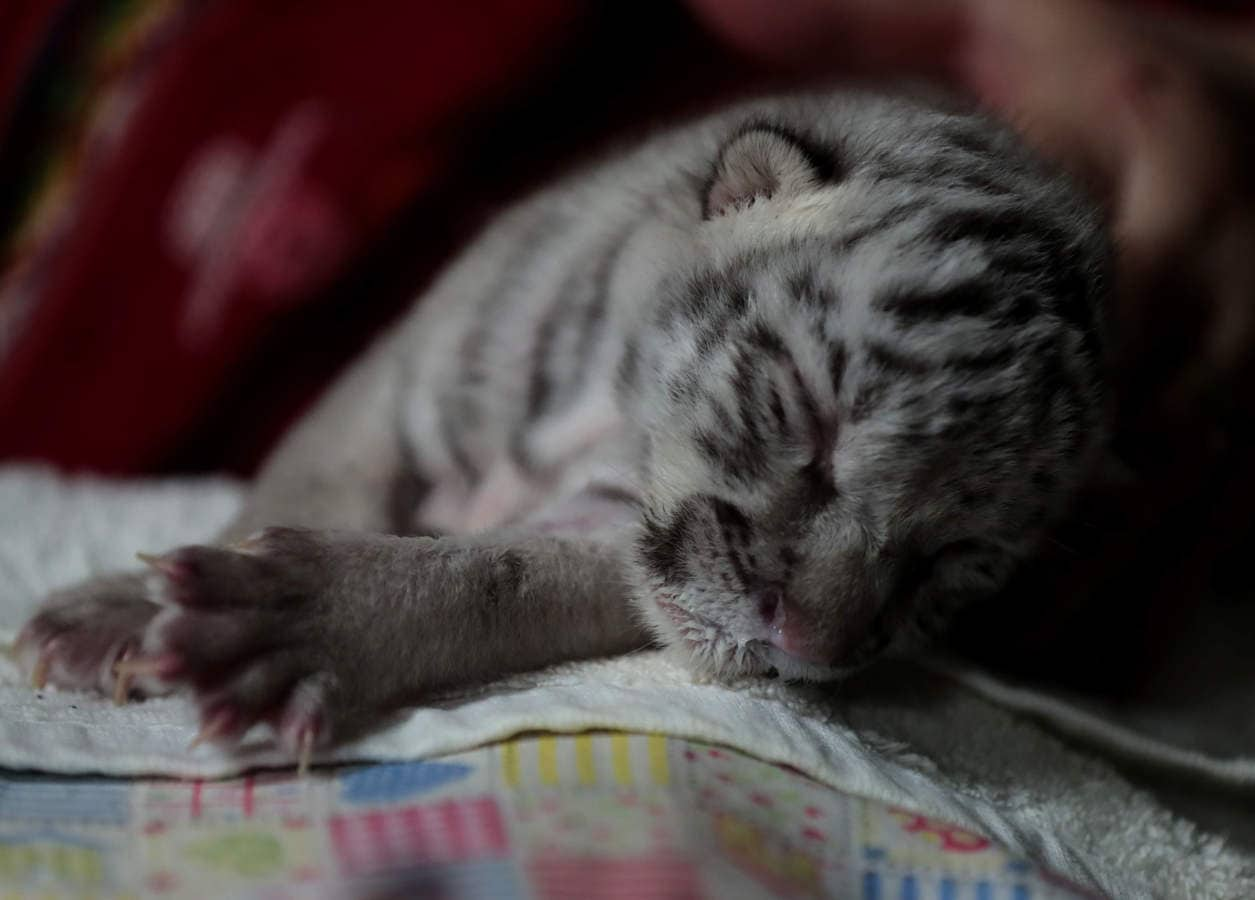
[726,544,756,592]
[745,321,786,357]
[525,283,569,420]
[712,396,738,435]
[702,409,770,484]
[454,210,569,481]
[724,433,770,483]
[947,390,1015,419]
[509,275,572,473]
[786,266,840,312]
[569,226,634,387]
[513,225,634,472]
[676,272,720,324]
[725,278,750,318]
[736,384,765,460]
[785,359,822,441]
[849,380,887,424]
[678,269,750,323]
[524,232,621,425]
[998,294,1041,327]
[939,122,1000,160]
[778,546,800,585]
[696,430,722,464]
[943,344,1017,372]
[694,318,729,360]
[885,158,1014,197]
[732,347,761,395]
[732,352,764,451]
[615,337,641,395]
[712,498,755,590]
[768,386,789,432]
[834,204,918,252]
[667,371,700,405]
[827,343,848,398]
[459,209,567,394]
[954,171,1015,195]
[866,340,932,376]
[929,205,1066,251]
[798,458,838,513]
[878,281,1000,323]
[986,245,1099,357]
[711,498,750,540]
[638,502,696,585]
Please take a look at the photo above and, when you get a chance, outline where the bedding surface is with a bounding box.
[0,731,1089,898]
[0,465,1250,899]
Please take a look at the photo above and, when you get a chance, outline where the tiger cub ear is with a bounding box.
[702,124,834,220]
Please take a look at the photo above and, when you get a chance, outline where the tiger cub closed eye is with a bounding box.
[17,90,1109,758]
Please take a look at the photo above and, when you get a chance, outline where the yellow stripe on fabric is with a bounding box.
[537,736,559,786]
[647,733,669,785]
[575,734,596,785]
[611,733,633,786]
[501,739,520,788]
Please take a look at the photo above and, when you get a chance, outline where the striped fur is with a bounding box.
[398,89,1110,681]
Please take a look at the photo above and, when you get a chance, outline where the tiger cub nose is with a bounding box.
[757,589,831,666]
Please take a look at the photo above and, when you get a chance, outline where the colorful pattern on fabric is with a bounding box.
[0,733,1093,898]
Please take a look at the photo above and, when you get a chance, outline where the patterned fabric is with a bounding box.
[0,732,1091,899]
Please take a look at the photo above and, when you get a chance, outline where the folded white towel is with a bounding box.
[0,465,1250,899]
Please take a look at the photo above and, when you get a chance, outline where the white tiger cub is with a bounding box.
[17,89,1109,762]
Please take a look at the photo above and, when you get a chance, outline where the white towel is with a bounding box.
[0,464,1250,899]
